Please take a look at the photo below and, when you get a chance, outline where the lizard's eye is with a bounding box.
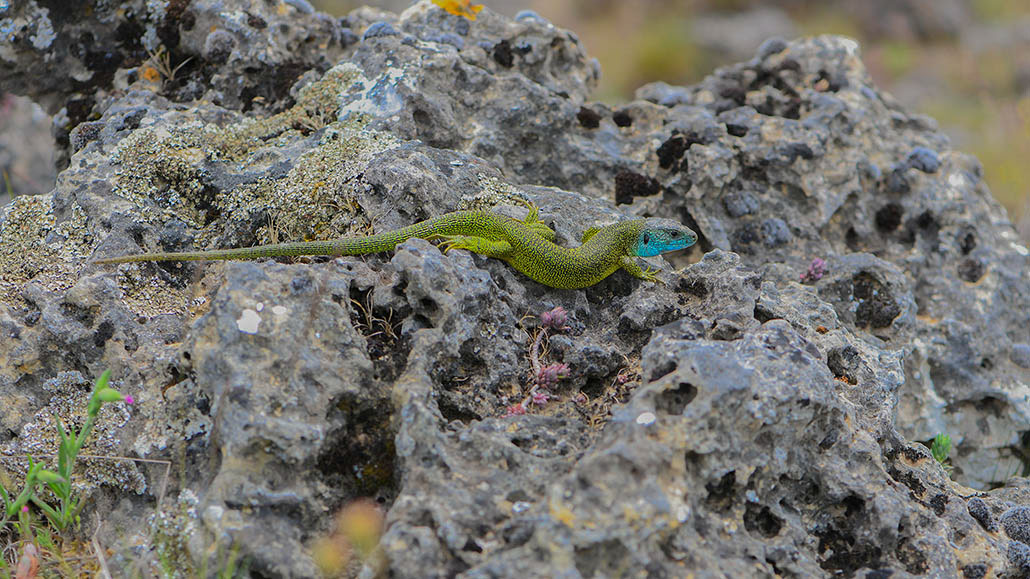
[670,231,679,237]
[642,233,650,245]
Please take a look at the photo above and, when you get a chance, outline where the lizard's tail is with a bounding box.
[93,211,487,264]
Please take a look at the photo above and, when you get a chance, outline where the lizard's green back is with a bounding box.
[95,209,697,289]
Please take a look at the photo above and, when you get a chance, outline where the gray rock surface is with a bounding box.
[1,1,1029,577]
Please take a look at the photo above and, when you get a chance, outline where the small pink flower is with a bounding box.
[531,391,549,406]
[124,395,135,405]
[800,257,827,283]
[540,306,568,330]
[504,403,527,417]
[21,505,28,513]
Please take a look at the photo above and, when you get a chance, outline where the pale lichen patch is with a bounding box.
[108,62,399,253]
[207,62,370,162]
[110,126,212,228]
[236,308,261,333]
[213,125,397,247]
[0,195,95,305]
[460,174,533,211]
[116,265,192,318]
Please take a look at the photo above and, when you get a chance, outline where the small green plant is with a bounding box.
[931,433,953,475]
[0,370,133,532]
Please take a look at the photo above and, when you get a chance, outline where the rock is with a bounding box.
[0,94,55,205]
[1003,507,1030,543]
[907,146,942,173]
[1008,541,1030,576]
[1012,343,1030,369]
[0,0,350,169]
[844,0,970,40]
[968,497,999,533]
[1,1,1028,576]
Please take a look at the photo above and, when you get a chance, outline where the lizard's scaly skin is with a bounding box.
[94,210,697,289]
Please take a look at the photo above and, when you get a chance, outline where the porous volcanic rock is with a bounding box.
[1,1,1028,577]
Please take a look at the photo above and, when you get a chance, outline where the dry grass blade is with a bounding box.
[91,523,111,579]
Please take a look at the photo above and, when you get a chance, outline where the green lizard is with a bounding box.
[94,205,697,289]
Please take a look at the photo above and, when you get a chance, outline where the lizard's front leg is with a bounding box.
[437,235,513,258]
[620,255,662,283]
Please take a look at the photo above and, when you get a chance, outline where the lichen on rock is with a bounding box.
[0,194,93,304]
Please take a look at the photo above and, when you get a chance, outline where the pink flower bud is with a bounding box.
[536,363,570,388]
[540,306,568,330]
[800,257,827,283]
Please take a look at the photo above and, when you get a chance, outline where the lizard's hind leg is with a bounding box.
[526,222,556,242]
[517,203,557,242]
[437,235,513,258]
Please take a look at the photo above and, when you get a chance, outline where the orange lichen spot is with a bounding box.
[431,0,484,21]
[141,65,162,83]
[816,325,828,334]
[551,502,576,527]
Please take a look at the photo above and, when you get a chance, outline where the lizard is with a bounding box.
[94,204,698,289]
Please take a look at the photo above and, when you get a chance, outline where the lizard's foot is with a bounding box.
[437,235,513,258]
[621,256,664,284]
[639,266,664,284]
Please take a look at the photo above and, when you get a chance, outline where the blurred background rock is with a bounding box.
[3,0,1028,239]
[0,94,55,206]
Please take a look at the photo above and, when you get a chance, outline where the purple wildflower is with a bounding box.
[800,257,827,283]
[124,394,135,405]
[21,505,28,513]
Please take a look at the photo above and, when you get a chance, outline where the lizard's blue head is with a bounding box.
[632,219,698,257]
